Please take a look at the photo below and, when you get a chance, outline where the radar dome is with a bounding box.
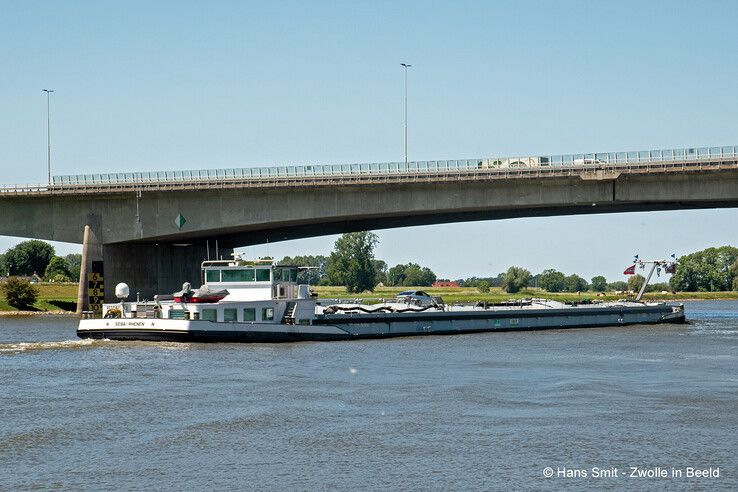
[115,282,130,300]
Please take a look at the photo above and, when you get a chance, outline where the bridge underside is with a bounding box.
[164,199,738,248]
[2,169,738,300]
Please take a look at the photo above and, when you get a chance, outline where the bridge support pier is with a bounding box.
[103,242,231,302]
[76,223,103,315]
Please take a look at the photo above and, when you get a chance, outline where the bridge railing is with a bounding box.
[2,145,737,193]
[47,145,738,187]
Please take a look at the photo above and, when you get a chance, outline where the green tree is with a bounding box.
[669,246,738,291]
[502,266,531,293]
[648,282,671,293]
[64,253,82,282]
[628,274,645,292]
[564,274,588,292]
[373,259,388,285]
[477,280,490,293]
[727,258,738,291]
[325,232,379,293]
[537,269,566,292]
[44,256,73,282]
[402,263,436,286]
[1,277,38,308]
[607,281,628,292]
[279,255,328,285]
[386,263,436,286]
[590,275,607,292]
[386,264,406,286]
[3,240,55,276]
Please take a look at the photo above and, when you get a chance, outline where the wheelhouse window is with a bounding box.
[205,270,220,283]
[262,307,274,321]
[222,268,255,282]
[256,268,271,282]
[224,308,237,322]
[243,308,256,321]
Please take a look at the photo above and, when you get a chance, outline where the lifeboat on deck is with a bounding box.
[172,282,229,303]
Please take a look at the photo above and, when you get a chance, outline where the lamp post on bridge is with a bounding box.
[401,63,411,170]
[42,89,54,185]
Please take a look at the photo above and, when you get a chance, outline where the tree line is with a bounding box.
[0,240,81,282]
[2,236,737,295]
[280,234,738,294]
[276,232,657,294]
[279,233,437,291]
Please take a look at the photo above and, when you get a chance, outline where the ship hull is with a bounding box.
[78,303,685,343]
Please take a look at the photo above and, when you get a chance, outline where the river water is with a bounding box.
[1,301,736,491]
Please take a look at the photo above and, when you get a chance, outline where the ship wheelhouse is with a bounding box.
[201,259,300,301]
[101,257,314,325]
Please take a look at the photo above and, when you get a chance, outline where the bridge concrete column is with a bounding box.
[76,219,104,315]
[102,242,231,302]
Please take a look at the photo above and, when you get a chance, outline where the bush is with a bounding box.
[1,277,38,309]
[477,280,490,293]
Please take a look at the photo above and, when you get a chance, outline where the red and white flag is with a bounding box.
[623,265,636,275]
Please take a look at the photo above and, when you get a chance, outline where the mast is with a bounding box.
[631,258,677,302]
[635,263,657,302]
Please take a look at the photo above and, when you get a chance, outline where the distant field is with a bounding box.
[312,286,738,303]
[1,282,737,312]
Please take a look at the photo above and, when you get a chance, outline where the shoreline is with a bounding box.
[0,311,78,317]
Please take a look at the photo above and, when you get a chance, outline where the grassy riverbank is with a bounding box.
[1,283,737,313]
[0,283,77,313]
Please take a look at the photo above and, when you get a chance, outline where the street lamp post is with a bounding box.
[42,89,54,185]
[401,63,411,169]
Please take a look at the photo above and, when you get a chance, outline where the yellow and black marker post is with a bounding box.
[88,261,105,313]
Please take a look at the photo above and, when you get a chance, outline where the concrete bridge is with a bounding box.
[2,145,738,301]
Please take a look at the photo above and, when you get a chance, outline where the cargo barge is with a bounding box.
[77,257,685,343]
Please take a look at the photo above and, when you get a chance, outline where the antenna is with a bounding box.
[206,240,210,260]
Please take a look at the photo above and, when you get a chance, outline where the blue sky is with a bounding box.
[2,0,738,280]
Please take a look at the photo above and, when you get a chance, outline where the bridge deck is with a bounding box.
[1,156,737,196]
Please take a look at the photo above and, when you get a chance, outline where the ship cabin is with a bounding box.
[103,258,316,324]
[201,259,301,301]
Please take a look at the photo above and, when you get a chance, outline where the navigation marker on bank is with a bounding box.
[175,214,187,229]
